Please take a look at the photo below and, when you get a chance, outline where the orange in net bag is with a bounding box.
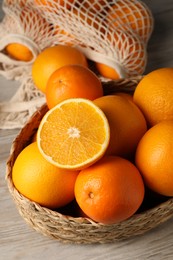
[95,28,147,79]
[106,0,154,44]
[0,0,154,130]
[0,0,55,129]
[0,0,58,80]
[32,0,154,79]
[0,0,154,80]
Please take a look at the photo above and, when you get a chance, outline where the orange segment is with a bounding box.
[37,98,110,170]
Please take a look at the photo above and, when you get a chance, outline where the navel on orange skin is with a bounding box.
[75,156,145,224]
[46,64,103,109]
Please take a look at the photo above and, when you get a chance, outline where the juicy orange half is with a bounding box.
[37,98,110,170]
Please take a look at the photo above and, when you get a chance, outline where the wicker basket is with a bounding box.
[6,77,173,244]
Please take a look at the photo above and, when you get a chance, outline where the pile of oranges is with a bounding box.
[12,43,173,225]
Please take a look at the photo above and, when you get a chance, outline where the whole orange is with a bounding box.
[46,64,103,109]
[12,142,79,209]
[94,95,147,158]
[32,45,88,93]
[5,43,33,62]
[135,120,173,197]
[75,156,145,224]
[133,68,173,127]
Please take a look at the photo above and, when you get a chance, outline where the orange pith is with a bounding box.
[37,98,110,170]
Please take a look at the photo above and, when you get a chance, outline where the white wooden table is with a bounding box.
[1,1,173,259]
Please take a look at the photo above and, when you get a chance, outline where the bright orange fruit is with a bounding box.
[5,43,33,62]
[135,120,173,197]
[12,142,79,209]
[32,45,88,93]
[133,68,173,127]
[94,95,147,158]
[46,64,103,109]
[75,156,145,224]
[114,92,133,101]
[37,98,110,170]
[5,6,49,62]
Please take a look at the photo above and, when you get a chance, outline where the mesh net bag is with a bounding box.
[0,0,154,129]
[0,0,54,128]
[32,0,153,77]
[0,0,59,79]
[0,75,45,129]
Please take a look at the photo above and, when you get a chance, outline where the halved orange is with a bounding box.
[37,98,110,170]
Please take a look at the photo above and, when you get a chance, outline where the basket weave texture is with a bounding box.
[6,78,173,244]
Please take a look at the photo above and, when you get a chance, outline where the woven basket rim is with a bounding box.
[6,77,173,244]
[6,166,173,223]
